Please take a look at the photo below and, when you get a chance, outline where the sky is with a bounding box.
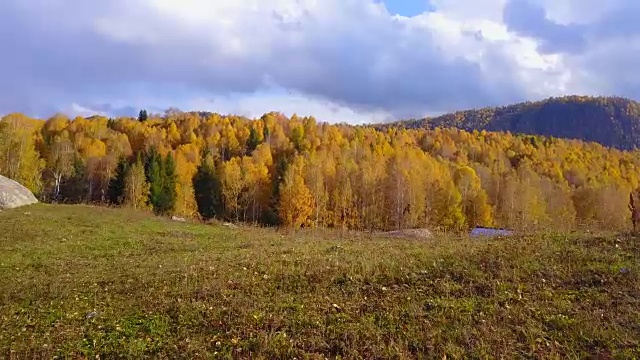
[0,0,638,123]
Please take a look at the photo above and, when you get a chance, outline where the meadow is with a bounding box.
[1,205,639,359]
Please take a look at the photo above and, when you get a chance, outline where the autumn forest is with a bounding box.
[1,108,639,231]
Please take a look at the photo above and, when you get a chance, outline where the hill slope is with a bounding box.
[391,96,640,149]
[1,204,639,358]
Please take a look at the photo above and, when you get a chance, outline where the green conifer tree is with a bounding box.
[107,157,129,205]
[162,153,178,214]
[193,150,222,219]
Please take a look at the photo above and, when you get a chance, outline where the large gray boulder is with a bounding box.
[0,175,38,209]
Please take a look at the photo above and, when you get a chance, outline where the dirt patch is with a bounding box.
[383,228,433,240]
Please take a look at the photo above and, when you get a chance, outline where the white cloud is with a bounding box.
[188,90,395,124]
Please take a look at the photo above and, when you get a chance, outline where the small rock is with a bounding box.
[171,216,186,222]
[85,311,99,320]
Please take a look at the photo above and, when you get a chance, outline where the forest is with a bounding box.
[1,108,639,231]
[390,96,640,150]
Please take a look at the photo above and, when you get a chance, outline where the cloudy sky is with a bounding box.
[1,0,638,123]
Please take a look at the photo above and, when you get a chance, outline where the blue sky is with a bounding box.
[382,0,432,16]
[0,0,638,123]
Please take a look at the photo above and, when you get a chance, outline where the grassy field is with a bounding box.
[1,205,639,359]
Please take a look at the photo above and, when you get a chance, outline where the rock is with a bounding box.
[384,228,433,240]
[0,175,38,210]
[85,310,99,319]
[171,216,187,222]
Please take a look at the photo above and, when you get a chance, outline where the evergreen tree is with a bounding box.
[61,158,88,203]
[146,150,165,214]
[247,127,261,154]
[146,149,178,215]
[263,126,271,144]
[108,157,129,205]
[162,153,178,214]
[193,150,222,219]
[264,153,290,225]
[138,109,148,122]
[144,147,159,182]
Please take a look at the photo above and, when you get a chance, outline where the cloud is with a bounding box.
[0,0,638,122]
[501,0,640,98]
[503,0,586,53]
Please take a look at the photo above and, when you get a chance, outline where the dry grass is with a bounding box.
[1,204,639,359]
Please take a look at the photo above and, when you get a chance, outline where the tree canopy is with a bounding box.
[1,105,639,231]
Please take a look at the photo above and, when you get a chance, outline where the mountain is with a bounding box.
[386,96,640,150]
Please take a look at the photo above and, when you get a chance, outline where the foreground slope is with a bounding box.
[1,205,639,358]
[391,96,640,149]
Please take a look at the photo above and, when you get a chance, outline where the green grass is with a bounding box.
[1,204,639,359]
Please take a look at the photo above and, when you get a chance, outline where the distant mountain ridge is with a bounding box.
[385,96,640,150]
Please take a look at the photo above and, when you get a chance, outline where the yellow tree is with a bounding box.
[329,156,358,230]
[453,165,493,228]
[240,144,272,223]
[46,132,76,200]
[173,145,199,217]
[304,150,331,228]
[124,158,150,210]
[278,156,314,229]
[220,157,244,221]
[424,159,465,230]
[0,114,45,193]
[540,177,576,230]
[385,146,429,230]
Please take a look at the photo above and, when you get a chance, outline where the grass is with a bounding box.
[0,204,639,359]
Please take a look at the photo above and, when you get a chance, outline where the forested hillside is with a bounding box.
[1,110,639,231]
[389,96,640,150]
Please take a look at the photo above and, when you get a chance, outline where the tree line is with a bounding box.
[1,110,639,231]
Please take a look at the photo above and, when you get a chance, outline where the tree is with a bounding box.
[193,150,222,219]
[278,157,314,229]
[0,114,45,194]
[304,151,330,228]
[123,157,150,210]
[453,165,493,228]
[146,149,164,213]
[220,157,244,221]
[146,150,177,215]
[46,134,75,201]
[5,105,640,233]
[59,158,88,203]
[246,127,261,154]
[138,109,148,122]
[162,153,178,214]
[108,157,129,205]
[173,148,198,217]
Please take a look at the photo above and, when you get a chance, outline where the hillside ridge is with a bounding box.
[381,95,640,149]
